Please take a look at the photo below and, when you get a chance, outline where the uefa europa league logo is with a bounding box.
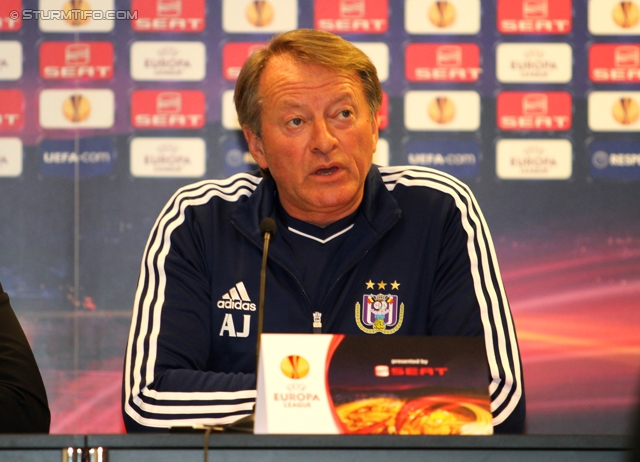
[428,1,456,28]
[280,355,310,379]
[63,94,91,123]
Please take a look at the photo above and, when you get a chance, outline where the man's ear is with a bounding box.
[242,125,268,170]
[371,112,380,148]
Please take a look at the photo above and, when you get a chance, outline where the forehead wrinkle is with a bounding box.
[264,76,358,95]
[264,80,362,116]
[259,58,363,105]
[278,91,357,110]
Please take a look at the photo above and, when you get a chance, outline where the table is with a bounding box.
[0,434,630,462]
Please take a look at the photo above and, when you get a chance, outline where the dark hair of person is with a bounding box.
[234,29,382,139]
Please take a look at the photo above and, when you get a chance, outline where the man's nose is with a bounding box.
[310,119,338,154]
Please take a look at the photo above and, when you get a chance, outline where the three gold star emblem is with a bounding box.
[365,280,400,290]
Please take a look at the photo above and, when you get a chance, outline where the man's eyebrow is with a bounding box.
[279,101,303,110]
[279,93,356,109]
[327,92,357,104]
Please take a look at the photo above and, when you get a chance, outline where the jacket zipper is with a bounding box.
[319,214,402,326]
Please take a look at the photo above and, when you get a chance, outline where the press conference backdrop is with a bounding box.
[1,0,639,434]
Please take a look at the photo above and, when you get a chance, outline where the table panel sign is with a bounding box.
[255,335,492,435]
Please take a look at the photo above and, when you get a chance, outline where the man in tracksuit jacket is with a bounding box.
[123,29,525,434]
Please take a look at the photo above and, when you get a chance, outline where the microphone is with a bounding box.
[222,217,277,434]
[257,217,277,370]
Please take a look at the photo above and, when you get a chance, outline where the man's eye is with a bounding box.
[289,118,302,126]
[340,110,352,118]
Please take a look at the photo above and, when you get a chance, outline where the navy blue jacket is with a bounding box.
[123,166,525,433]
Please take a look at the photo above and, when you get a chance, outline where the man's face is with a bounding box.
[243,54,379,227]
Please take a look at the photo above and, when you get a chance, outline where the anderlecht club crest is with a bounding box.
[356,294,404,334]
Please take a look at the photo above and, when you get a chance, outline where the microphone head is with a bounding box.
[259,217,277,238]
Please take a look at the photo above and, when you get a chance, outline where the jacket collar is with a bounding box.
[232,166,401,247]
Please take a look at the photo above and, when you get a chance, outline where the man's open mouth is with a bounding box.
[315,166,339,176]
